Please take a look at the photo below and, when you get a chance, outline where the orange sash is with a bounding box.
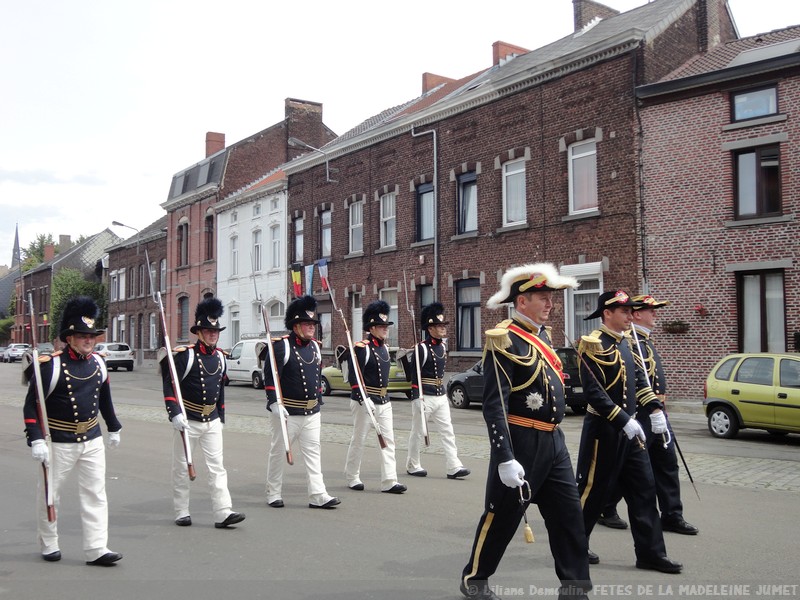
[507,323,564,382]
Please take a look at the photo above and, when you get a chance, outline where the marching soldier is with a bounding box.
[160,297,245,529]
[575,290,681,573]
[405,302,470,480]
[461,264,591,600]
[344,300,406,494]
[263,295,341,509]
[23,296,123,565]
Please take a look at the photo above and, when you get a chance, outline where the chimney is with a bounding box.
[422,73,456,94]
[492,41,530,66]
[206,132,225,157]
[59,234,71,252]
[44,244,55,262]
[573,0,619,31]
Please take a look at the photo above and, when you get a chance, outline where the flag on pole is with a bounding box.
[304,265,314,296]
[318,259,329,292]
[290,263,302,298]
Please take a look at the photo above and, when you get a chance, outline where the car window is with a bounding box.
[779,359,800,388]
[735,357,774,386]
[714,357,739,381]
[556,348,578,370]
[230,343,242,360]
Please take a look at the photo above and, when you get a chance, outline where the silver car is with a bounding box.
[95,342,135,371]
[3,343,31,363]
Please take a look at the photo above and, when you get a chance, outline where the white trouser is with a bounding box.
[172,418,233,522]
[344,400,398,490]
[406,394,464,475]
[36,437,112,561]
[266,411,333,505]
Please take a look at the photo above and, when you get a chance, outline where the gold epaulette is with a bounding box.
[484,328,511,352]
[219,348,230,357]
[355,340,367,348]
[51,350,63,357]
[173,344,194,352]
[495,319,513,330]
[37,354,53,363]
[578,330,603,357]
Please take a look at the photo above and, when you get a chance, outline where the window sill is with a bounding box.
[449,350,482,358]
[495,223,528,235]
[344,251,364,260]
[450,231,478,242]
[725,214,794,228]
[561,209,600,222]
[375,246,397,255]
[410,240,434,249]
[722,113,787,131]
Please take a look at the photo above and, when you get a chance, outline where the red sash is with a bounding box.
[507,324,564,382]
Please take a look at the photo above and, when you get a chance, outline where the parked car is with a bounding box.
[0,346,6,360]
[704,352,800,439]
[227,338,269,388]
[94,342,135,371]
[3,343,31,363]
[321,345,412,398]
[38,342,55,355]
[446,347,587,413]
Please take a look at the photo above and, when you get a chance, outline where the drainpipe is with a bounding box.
[410,126,438,301]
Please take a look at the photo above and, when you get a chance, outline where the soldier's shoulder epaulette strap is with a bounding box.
[578,331,603,357]
[355,340,367,348]
[484,328,512,353]
[495,319,513,330]
[50,350,64,358]
[218,348,230,357]
[174,344,194,352]
[272,335,286,342]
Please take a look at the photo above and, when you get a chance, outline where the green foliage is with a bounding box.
[21,233,57,272]
[0,317,14,344]
[50,269,106,342]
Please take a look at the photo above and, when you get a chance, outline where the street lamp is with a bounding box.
[111,220,143,366]
[112,220,141,253]
[288,137,338,183]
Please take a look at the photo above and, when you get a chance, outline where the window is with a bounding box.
[159,259,167,293]
[351,294,362,336]
[735,145,780,218]
[138,265,145,296]
[456,280,481,351]
[204,215,214,261]
[457,173,478,234]
[231,211,237,224]
[569,140,597,214]
[230,236,239,276]
[380,192,396,248]
[417,184,434,241]
[349,200,363,254]
[294,217,304,263]
[732,86,777,122]
[128,268,135,299]
[252,230,262,272]
[178,297,189,340]
[779,359,800,388]
[117,314,126,343]
[319,312,332,350]
[561,262,603,343]
[735,357,775,386]
[149,313,158,349]
[502,160,526,226]
[270,196,280,211]
[320,209,332,258]
[739,270,785,352]
[270,225,281,269]
[269,301,284,318]
[230,309,240,345]
[253,203,261,217]
[380,289,399,347]
[110,272,119,301]
[119,270,125,301]
[177,222,189,267]
[149,262,156,296]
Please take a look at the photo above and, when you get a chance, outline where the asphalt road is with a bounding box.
[1,362,799,600]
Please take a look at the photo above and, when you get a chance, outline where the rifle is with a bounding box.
[319,268,387,449]
[27,292,56,521]
[145,249,195,481]
[402,270,429,446]
[251,264,293,465]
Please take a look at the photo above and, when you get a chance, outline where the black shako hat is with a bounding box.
[59,296,105,342]
[584,290,639,321]
[420,302,448,328]
[285,295,319,329]
[190,297,226,333]
[362,300,393,330]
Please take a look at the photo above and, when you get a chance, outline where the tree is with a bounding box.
[21,233,57,272]
[50,268,106,342]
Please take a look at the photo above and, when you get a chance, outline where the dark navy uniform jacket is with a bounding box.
[347,334,391,403]
[407,335,447,399]
[161,341,226,424]
[632,325,666,396]
[263,332,322,416]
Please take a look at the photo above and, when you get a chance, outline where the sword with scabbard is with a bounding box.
[402,270,429,446]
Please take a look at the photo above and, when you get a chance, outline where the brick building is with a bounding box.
[283,0,738,372]
[637,25,800,398]
[160,98,335,344]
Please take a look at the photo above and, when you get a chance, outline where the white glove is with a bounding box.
[272,403,289,419]
[363,397,376,413]
[31,439,49,466]
[649,410,668,434]
[106,431,121,449]
[171,413,189,432]
[623,418,646,443]
[498,459,525,488]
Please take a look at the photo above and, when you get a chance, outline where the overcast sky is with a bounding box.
[2,0,798,265]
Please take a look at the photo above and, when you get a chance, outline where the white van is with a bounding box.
[226,338,269,388]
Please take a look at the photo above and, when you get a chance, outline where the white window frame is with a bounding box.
[159,259,167,293]
[568,139,598,215]
[270,224,281,269]
[379,288,399,347]
[349,200,364,254]
[149,313,158,349]
[252,229,262,272]
[230,235,239,276]
[502,159,526,226]
[294,217,304,263]
[560,261,603,344]
[380,192,396,248]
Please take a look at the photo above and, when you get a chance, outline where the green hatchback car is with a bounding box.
[704,353,800,438]
[320,345,412,398]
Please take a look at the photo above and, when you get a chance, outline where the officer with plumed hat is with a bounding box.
[344,300,406,494]
[160,297,245,529]
[23,296,123,565]
[405,302,470,479]
[262,295,340,509]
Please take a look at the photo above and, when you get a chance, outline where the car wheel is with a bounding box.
[320,376,331,396]
[708,405,739,439]
[252,371,263,389]
[570,404,587,415]
[448,384,470,409]
[126,365,133,372]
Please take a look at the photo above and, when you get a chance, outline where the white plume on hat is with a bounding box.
[487,263,579,309]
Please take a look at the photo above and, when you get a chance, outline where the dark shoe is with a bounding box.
[310,497,341,509]
[42,550,61,562]
[86,552,122,566]
[267,499,285,508]
[588,549,599,565]
[382,483,407,494]
[460,580,500,599]
[407,469,428,477]
[348,482,365,491]
[175,516,192,526]
[214,512,245,528]
[598,513,628,529]
[636,555,683,574]
[447,468,471,479]
[662,517,699,535]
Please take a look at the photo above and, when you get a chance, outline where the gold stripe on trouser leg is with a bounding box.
[463,511,495,585]
[580,439,599,508]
